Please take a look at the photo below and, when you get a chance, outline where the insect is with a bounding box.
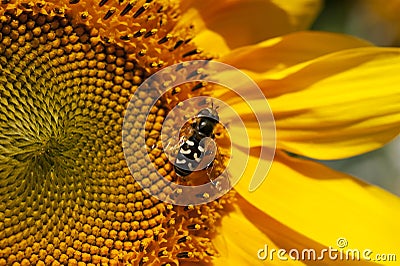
[173,106,220,179]
[146,102,228,193]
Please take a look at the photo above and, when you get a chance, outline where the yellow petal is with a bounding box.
[270,0,323,31]
[211,197,307,265]
[221,31,372,75]
[178,0,322,56]
[267,47,400,159]
[212,33,374,158]
[234,150,400,260]
[214,195,381,265]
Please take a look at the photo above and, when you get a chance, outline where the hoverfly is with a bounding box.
[172,104,232,193]
[173,107,220,177]
[146,100,228,192]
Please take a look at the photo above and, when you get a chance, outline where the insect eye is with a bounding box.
[198,120,214,135]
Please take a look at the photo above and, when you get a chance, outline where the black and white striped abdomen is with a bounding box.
[174,136,207,177]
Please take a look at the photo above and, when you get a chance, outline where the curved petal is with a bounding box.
[212,198,308,265]
[267,47,400,159]
[270,0,323,31]
[178,0,322,56]
[212,32,375,155]
[213,195,381,265]
[234,150,400,261]
[221,31,372,75]
[218,46,400,159]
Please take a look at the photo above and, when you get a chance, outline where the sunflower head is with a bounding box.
[0,1,235,265]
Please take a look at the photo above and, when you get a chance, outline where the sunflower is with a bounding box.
[0,0,399,266]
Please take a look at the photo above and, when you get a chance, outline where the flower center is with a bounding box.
[0,1,234,265]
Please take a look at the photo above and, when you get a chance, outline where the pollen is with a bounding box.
[0,1,234,265]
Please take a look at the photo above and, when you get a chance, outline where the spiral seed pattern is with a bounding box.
[0,1,234,265]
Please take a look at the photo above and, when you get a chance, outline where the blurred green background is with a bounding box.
[310,0,400,195]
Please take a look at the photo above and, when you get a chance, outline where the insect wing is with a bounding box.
[206,147,231,193]
[178,119,195,141]
[195,137,217,171]
[163,120,195,160]
[165,135,188,161]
